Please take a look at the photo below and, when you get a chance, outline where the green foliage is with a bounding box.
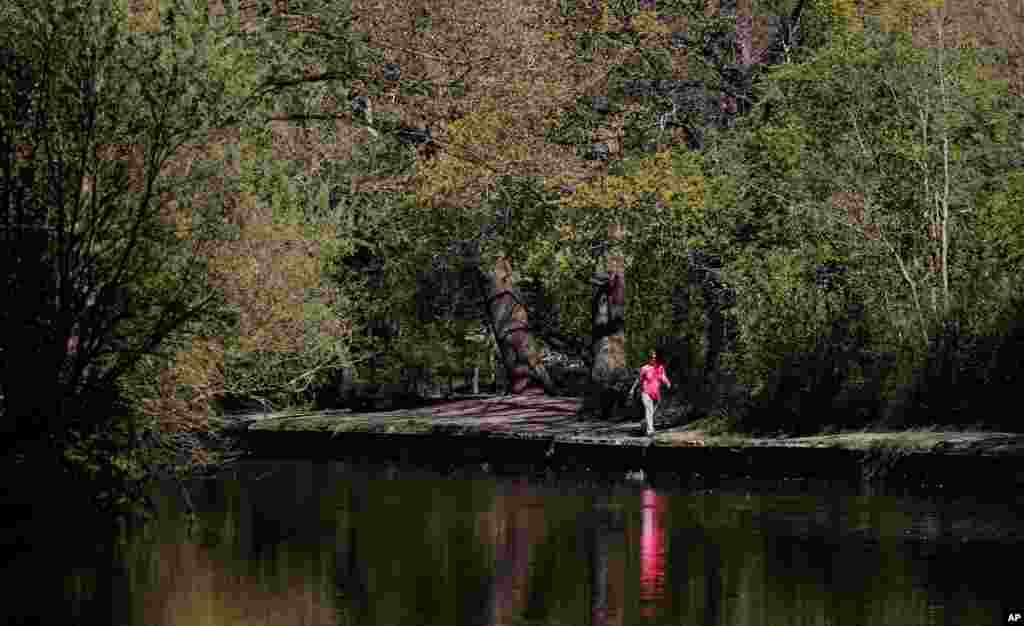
[2,0,239,442]
[743,24,1011,328]
[0,0,386,518]
[58,414,150,515]
[701,17,1024,431]
[545,100,605,148]
[977,170,1024,267]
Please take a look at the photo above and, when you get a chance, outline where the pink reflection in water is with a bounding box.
[639,488,666,617]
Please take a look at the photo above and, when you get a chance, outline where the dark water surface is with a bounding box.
[5,459,1022,625]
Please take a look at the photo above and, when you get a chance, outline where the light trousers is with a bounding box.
[641,392,657,434]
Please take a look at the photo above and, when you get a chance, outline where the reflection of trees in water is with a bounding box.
[243,461,334,559]
[589,504,611,626]
[703,534,722,625]
[135,539,338,625]
[45,463,1021,626]
[104,473,343,626]
[587,494,625,626]
[334,483,370,626]
[477,480,547,626]
[5,532,128,625]
[328,464,503,625]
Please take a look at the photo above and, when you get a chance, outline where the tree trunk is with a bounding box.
[736,0,755,67]
[592,225,627,379]
[700,272,728,413]
[479,256,552,394]
[589,224,627,416]
[667,277,694,401]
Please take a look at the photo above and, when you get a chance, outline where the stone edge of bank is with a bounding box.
[236,410,1024,491]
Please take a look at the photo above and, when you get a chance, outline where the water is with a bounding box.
[5,459,1021,625]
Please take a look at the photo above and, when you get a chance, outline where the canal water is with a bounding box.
[5,458,1021,625]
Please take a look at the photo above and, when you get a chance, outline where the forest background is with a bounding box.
[3,0,1024,519]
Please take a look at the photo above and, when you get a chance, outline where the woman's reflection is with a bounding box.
[639,488,667,617]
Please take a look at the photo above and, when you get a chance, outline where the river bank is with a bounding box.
[238,394,1024,492]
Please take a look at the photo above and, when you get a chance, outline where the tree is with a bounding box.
[328,0,602,393]
[376,0,737,396]
[0,0,255,509]
[707,1,1024,429]
[746,9,1012,337]
[116,0,393,422]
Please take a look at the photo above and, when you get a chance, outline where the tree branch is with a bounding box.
[878,227,930,347]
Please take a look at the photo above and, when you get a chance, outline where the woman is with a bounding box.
[631,350,671,436]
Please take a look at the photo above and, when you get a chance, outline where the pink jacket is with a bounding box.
[639,364,670,401]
